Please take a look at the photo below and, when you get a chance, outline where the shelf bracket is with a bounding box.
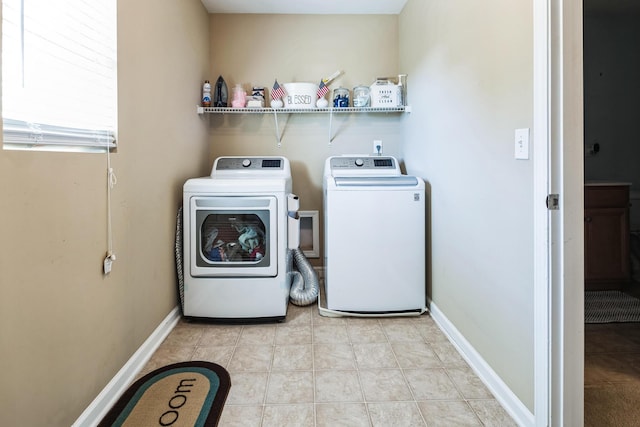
[328,108,334,145]
[272,109,283,147]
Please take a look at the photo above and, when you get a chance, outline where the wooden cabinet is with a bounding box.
[584,184,630,290]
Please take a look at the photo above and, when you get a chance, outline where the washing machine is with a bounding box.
[322,155,427,316]
[182,156,295,321]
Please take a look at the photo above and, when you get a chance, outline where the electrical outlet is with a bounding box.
[373,140,383,155]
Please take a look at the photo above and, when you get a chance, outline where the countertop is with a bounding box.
[585,181,632,187]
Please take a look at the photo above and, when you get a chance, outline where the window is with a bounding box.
[2,0,117,152]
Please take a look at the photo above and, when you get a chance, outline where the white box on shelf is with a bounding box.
[370,81,401,108]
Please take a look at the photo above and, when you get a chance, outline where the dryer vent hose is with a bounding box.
[288,248,319,306]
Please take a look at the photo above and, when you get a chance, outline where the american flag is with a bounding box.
[317,80,329,99]
[271,80,286,100]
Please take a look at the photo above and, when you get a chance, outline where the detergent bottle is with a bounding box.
[202,80,211,107]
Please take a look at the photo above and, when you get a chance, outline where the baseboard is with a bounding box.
[429,302,535,427]
[72,306,181,427]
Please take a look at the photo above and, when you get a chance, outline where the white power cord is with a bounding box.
[104,146,117,274]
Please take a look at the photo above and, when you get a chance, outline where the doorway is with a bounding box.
[583,1,640,425]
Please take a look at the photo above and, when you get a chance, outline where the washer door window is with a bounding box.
[190,196,277,277]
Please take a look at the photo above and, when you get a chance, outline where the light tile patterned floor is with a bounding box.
[140,303,517,426]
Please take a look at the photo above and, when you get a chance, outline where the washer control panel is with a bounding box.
[329,156,396,170]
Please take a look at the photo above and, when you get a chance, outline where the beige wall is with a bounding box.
[206,8,537,414]
[399,0,535,411]
[0,2,539,423]
[207,14,403,263]
[0,0,210,425]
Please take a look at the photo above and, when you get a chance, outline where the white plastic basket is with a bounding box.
[283,82,318,109]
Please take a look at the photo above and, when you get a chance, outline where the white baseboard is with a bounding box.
[72,306,181,427]
[429,302,534,427]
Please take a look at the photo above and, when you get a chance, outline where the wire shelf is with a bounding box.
[197,106,409,114]
[195,105,410,146]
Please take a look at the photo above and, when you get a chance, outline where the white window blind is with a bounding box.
[2,0,117,152]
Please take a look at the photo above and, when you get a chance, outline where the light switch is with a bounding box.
[515,128,530,160]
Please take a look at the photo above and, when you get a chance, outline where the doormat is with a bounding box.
[585,290,640,323]
[98,361,231,427]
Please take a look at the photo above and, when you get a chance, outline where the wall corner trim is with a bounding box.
[72,306,181,427]
[429,302,535,427]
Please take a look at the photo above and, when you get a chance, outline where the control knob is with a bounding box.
[242,159,252,167]
[355,158,364,167]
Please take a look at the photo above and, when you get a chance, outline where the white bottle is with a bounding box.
[202,80,212,107]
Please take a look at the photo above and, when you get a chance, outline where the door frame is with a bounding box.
[534,0,584,425]
[533,0,550,423]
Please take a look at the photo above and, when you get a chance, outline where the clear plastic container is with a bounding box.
[353,85,370,107]
[333,87,350,108]
[398,74,407,106]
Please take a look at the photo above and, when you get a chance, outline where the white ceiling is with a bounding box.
[200,0,408,14]
[200,0,640,16]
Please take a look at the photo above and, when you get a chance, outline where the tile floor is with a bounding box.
[139,303,517,426]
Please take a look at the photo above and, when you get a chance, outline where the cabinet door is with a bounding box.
[584,207,630,289]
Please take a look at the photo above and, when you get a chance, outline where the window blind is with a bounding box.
[2,0,117,152]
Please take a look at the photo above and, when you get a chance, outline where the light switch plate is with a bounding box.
[515,128,530,160]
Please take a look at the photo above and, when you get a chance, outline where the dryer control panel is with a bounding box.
[215,157,284,171]
[211,156,291,179]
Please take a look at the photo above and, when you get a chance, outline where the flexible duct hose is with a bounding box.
[175,206,185,313]
[288,247,319,306]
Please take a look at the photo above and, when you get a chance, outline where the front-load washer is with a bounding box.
[321,155,427,316]
[183,156,293,321]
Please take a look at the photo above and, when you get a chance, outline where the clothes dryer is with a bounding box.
[183,156,294,321]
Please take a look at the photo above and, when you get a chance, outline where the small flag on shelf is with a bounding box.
[317,80,329,99]
[271,80,286,100]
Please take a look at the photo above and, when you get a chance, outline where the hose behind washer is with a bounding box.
[175,206,185,313]
[288,247,319,306]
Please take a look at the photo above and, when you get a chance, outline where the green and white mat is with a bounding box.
[99,361,230,427]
